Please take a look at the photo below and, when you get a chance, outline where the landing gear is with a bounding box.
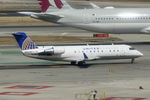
[78,61,87,68]
[131,58,135,64]
[71,61,76,65]
[78,61,85,66]
[70,61,87,68]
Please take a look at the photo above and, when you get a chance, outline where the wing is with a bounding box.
[31,13,64,22]
[90,3,100,9]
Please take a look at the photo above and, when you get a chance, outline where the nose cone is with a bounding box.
[136,51,143,57]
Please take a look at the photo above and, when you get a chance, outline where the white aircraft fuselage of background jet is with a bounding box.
[19,0,150,34]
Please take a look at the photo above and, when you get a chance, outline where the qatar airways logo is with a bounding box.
[54,0,64,9]
[38,0,52,12]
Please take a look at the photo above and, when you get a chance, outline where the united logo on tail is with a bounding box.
[13,32,38,50]
[22,37,37,50]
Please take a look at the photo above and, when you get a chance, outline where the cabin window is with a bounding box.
[129,48,135,50]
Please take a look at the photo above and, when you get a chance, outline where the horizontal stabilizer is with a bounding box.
[90,3,100,9]
[33,13,64,21]
[104,6,115,9]
[18,12,36,16]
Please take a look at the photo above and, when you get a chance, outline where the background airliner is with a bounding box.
[13,32,143,67]
[19,0,150,34]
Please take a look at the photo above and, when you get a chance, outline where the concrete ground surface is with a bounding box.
[0,1,150,99]
[0,26,150,42]
[0,44,150,100]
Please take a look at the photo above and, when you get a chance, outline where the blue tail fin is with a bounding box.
[13,32,38,50]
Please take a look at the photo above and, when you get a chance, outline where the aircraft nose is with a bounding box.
[137,51,143,57]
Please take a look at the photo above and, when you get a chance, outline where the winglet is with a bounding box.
[18,12,35,16]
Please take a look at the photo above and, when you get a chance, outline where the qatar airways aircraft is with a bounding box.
[13,32,143,67]
[19,0,150,34]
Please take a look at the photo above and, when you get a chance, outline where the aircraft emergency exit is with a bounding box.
[13,32,143,67]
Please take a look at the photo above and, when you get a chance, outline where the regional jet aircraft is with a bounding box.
[19,0,150,34]
[13,32,143,67]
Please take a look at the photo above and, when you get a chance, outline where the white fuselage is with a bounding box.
[35,8,150,34]
[22,44,143,62]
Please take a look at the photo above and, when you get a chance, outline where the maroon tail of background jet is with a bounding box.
[38,0,52,12]
[54,0,63,9]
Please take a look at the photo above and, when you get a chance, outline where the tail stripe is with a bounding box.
[26,39,30,50]
[30,43,34,49]
[25,39,30,50]
[38,0,52,12]
[54,0,63,9]
[24,41,27,50]
[22,37,37,50]
[23,40,28,50]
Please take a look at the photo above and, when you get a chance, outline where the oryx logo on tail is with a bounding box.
[38,0,52,12]
[54,0,63,9]
[48,0,72,9]
[37,0,72,12]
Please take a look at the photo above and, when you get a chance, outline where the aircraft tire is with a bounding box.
[131,58,135,64]
[71,61,76,65]
[78,61,86,66]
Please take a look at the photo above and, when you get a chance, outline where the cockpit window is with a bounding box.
[129,48,135,50]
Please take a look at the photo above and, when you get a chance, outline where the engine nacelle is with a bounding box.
[37,47,64,56]
[53,47,65,54]
[31,14,39,19]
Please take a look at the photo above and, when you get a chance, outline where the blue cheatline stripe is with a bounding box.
[83,53,88,60]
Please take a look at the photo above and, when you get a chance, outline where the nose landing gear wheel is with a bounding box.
[71,61,76,65]
[131,58,135,64]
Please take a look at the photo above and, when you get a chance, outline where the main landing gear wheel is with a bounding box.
[71,61,76,65]
[78,61,85,66]
[78,61,87,68]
